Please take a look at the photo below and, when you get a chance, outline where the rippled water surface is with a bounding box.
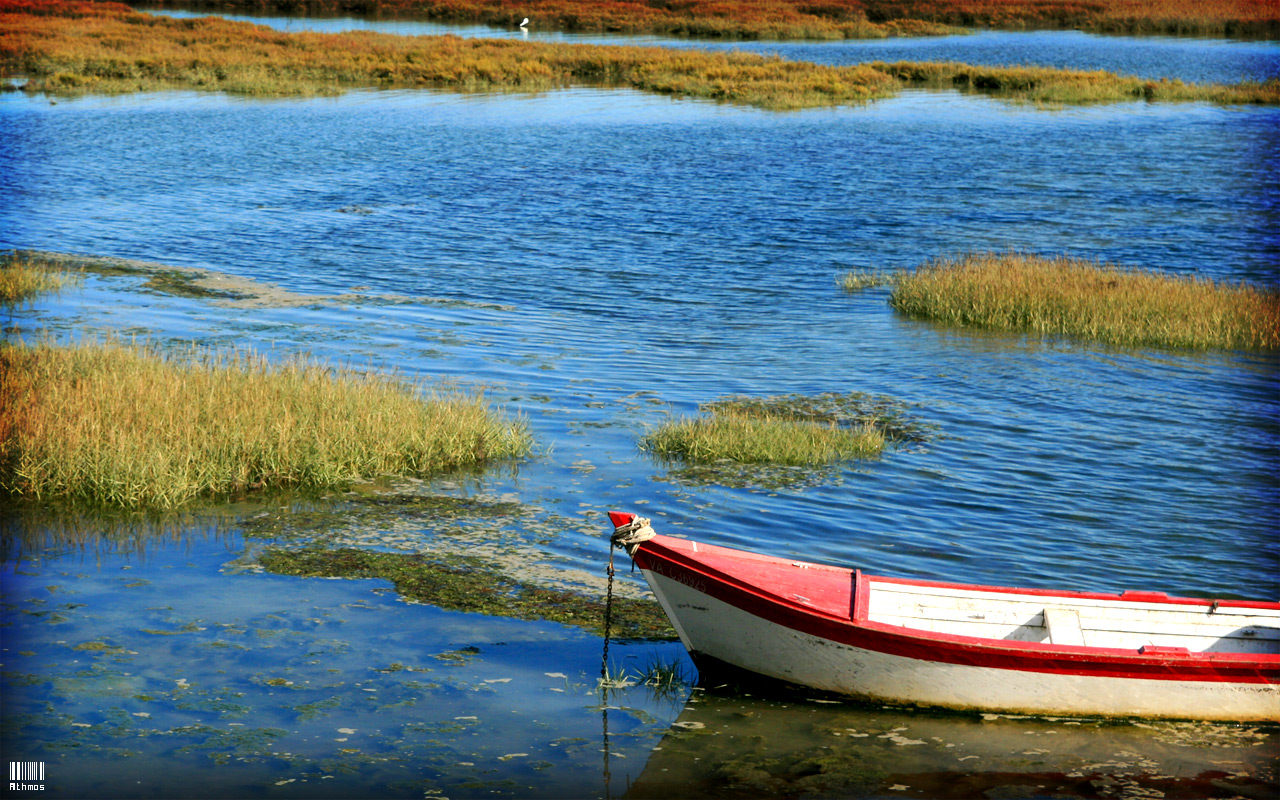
[2,15,1279,799]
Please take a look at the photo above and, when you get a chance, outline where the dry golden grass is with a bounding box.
[3,2,1276,108]
[144,0,962,40]
[0,337,534,508]
[889,252,1280,350]
[140,0,1280,40]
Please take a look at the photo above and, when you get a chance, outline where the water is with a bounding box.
[3,13,1280,799]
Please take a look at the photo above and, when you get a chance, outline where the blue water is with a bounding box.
[3,14,1280,799]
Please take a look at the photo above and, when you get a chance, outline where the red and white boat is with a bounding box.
[607,512,1280,721]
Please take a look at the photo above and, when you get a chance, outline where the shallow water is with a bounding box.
[2,15,1279,799]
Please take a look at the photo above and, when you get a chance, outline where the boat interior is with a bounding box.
[865,578,1280,654]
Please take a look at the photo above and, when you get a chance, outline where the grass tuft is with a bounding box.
[0,337,534,508]
[888,251,1280,350]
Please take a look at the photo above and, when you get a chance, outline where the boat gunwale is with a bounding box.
[630,534,1280,681]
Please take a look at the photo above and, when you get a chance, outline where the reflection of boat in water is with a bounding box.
[626,690,1280,799]
[607,513,1280,721]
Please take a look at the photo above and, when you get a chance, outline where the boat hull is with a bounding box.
[607,515,1280,722]
[642,566,1279,720]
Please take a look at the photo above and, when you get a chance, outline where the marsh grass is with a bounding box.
[889,252,1280,350]
[142,0,1280,40]
[0,337,534,508]
[0,1,899,109]
[143,0,964,40]
[1,251,83,307]
[3,2,1277,109]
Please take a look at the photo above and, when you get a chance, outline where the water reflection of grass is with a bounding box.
[887,252,1280,351]
[0,337,533,508]
[4,2,1277,109]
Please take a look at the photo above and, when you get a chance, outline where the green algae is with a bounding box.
[72,640,127,653]
[258,546,675,640]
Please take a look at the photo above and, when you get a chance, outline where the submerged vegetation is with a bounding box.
[141,0,1280,40]
[2,1,1278,109]
[258,546,676,639]
[888,252,1280,351]
[0,251,82,307]
[0,337,533,508]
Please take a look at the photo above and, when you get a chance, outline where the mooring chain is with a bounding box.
[601,516,656,680]
[602,544,616,680]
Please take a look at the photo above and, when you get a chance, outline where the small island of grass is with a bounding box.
[883,252,1280,351]
[643,409,887,467]
[640,391,936,473]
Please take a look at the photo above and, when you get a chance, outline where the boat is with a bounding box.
[606,512,1280,721]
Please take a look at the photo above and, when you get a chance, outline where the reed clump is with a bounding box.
[1,251,82,306]
[889,252,1280,351]
[4,2,1276,109]
[0,337,534,508]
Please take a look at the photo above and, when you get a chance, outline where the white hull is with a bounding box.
[645,567,1280,721]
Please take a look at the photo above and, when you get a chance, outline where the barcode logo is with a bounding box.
[9,761,44,781]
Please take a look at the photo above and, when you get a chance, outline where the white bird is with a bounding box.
[519,17,529,28]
